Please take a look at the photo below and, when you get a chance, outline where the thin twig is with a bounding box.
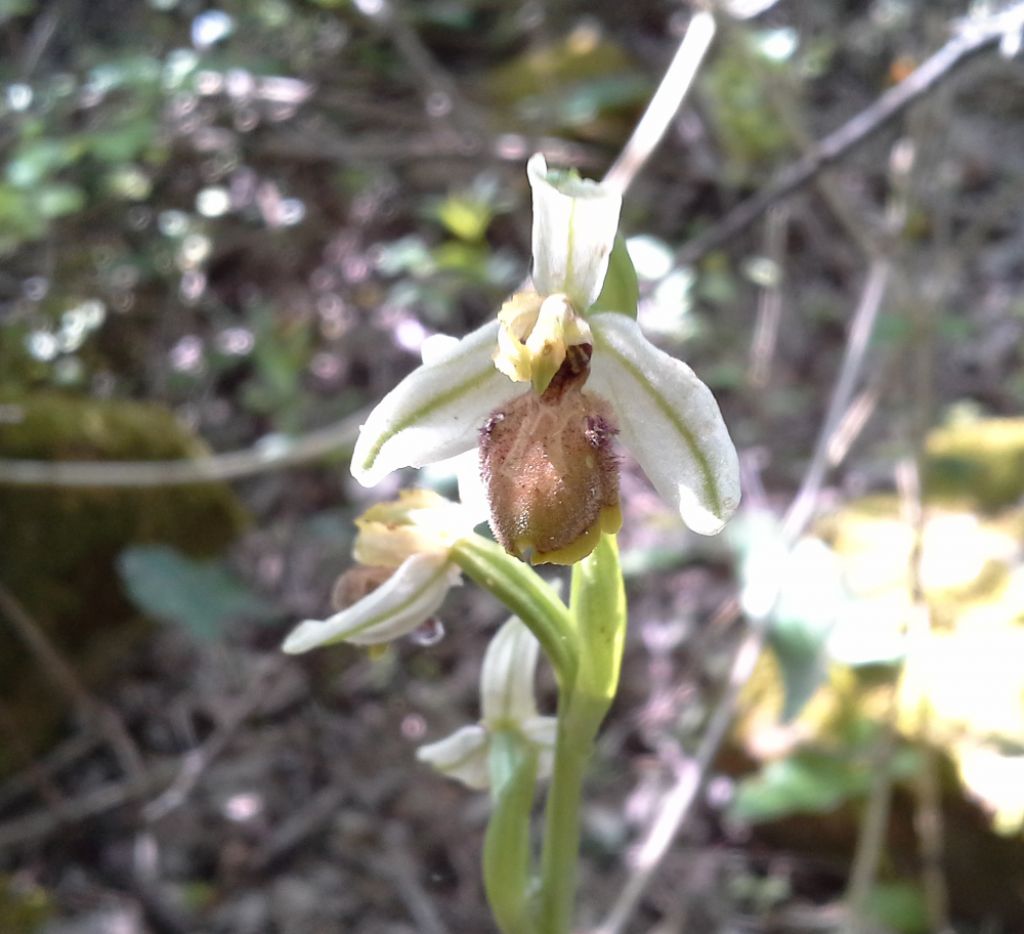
[0,408,365,487]
[376,822,451,934]
[747,205,790,388]
[142,657,287,822]
[18,0,62,78]
[252,783,348,872]
[783,259,891,541]
[0,731,99,814]
[0,765,174,853]
[602,11,718,196]
[259,128,606,170]
[719,14,879,260]
[0,581,146,781]
[897,111,953,928]
[840,687,901,934]
[357,0,486,138]
[0,700,67,814]
[593,626,759,934]
[671,1,1024,267]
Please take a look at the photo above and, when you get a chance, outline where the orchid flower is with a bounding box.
[352,153,740,564]
[417,616,556,790]
[282,489,470,651]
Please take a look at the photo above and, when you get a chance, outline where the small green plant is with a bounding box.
[282,156,741,932]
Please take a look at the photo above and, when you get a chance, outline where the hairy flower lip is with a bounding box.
[480,357,621,566]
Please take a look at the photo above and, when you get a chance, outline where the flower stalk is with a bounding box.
[538,532,627,933]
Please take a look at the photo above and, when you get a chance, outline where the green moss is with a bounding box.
[0,875,51,933]
[0,393,248,773]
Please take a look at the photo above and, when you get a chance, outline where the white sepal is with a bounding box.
[281,553,459,651]
[416,725,490,790]
[588,312,741,535]
[527,153,622,311]
[351,319,521,486]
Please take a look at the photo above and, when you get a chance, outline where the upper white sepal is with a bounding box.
[527,153,622,311]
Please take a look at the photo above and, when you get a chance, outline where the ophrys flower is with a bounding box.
[282,489,469,651]
[352,154,740,563]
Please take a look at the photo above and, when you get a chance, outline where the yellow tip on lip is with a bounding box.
[518,504,622,567]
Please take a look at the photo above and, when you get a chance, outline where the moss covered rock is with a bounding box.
[0,393,247,772]
[0,874,51,933]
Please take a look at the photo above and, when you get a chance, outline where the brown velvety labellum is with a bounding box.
[479,353,620,565]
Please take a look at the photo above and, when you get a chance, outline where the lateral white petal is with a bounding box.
[528,153,622,310]
[480,618,541,726]
[589,313,741,535]
[416,725,490,790]
[281,554,459,651]
[351,319,520,486]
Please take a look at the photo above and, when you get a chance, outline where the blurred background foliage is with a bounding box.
[2,0,1024,931]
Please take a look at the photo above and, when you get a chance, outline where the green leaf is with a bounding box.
[87,117,157,163]
[6,139,82,188]
[731,747,921,824]
[117,545,276,642]
[36,183,86,219]
[731,752,869,823]
[434,193,493,242]
[863,882,929,934]
[590,234,638,318]
[0,0,35,23]
[484,731,538,934]
[768,630,826,723]
[86,55,162,96]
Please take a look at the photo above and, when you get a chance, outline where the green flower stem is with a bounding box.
[538,534,628,934]
[537,694,606,934]
[452,535,578,688]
